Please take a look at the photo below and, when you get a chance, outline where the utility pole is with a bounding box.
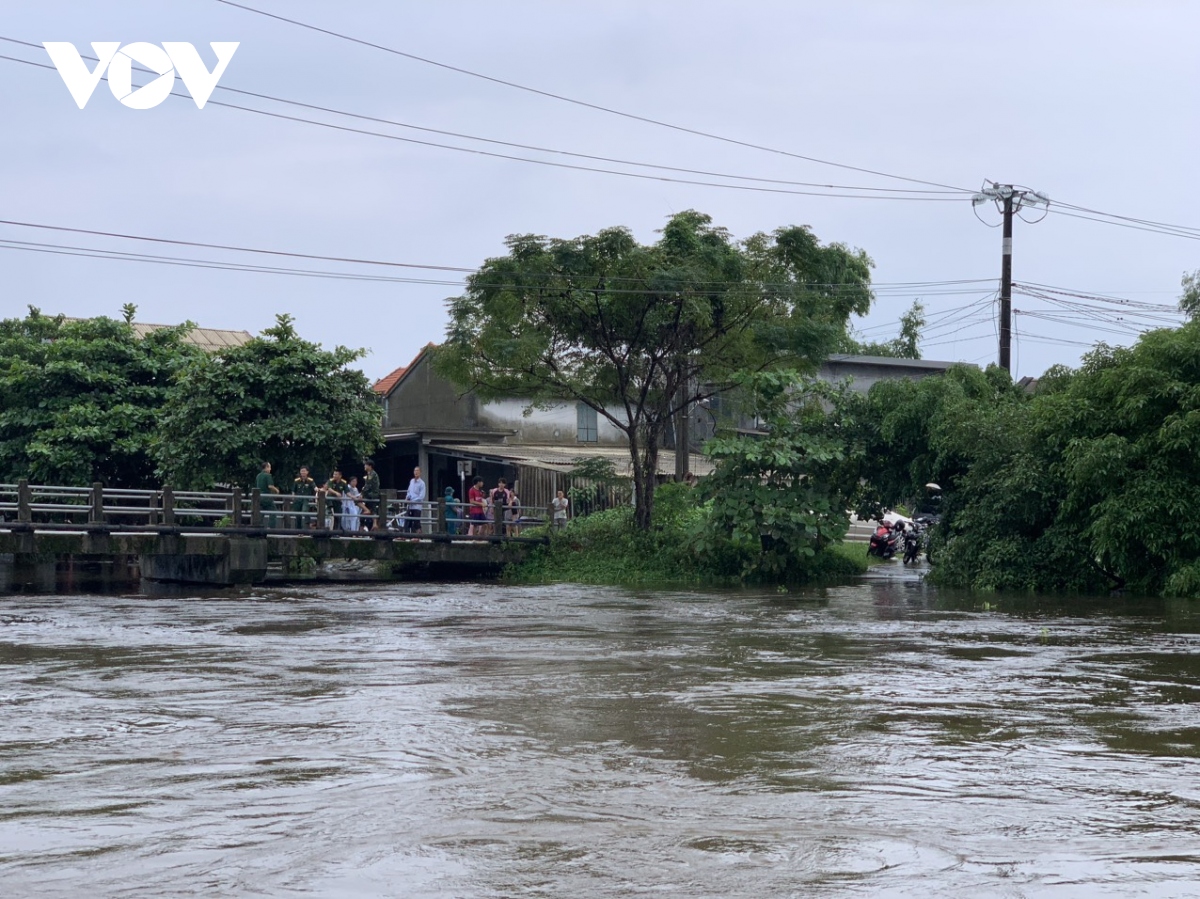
[1000,189,1014,372]
[973,182,1049,374]
[674,380,689,482]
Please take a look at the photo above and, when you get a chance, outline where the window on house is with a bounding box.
[576,403,598,442]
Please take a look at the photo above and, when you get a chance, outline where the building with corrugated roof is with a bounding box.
[369,344,973,511]
[63,318,254,351]
[130,322,254,351]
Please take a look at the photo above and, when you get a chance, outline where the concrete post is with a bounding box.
[250,488,262,527]
[162,487,175,526]
[17,479,31,523]
[437,498,447,535]
[315,491,327,531]
[90,482,104,524]
[230,487,243,527]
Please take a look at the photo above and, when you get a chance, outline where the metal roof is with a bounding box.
[130,322,253,350]
[432,442,713,477]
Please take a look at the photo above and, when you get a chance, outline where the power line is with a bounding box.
[209,0,976,195]
[0,217,995,293]
[0,233,991,300]
[1052,199,1200,237]
[0,216,474,273]
[1049,207,1200,242]
[0,52,967,203]
[0,239,466,285]
[0,37,957,198]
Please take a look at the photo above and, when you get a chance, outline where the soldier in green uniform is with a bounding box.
[361,459,381,530]
[255,461,280,528]
[292,466,317,528]
[324,469,349,530]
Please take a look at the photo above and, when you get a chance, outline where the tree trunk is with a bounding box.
[630,425,660,530]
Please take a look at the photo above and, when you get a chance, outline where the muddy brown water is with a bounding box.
[3,567,1200,897]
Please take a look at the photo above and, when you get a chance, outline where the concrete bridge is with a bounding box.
[0,481,545,591]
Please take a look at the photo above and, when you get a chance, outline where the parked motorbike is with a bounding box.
[910,513,941,564]
[868,522,900,559]
[902,526,922,564]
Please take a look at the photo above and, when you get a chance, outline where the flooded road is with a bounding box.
[3,574,1200,897]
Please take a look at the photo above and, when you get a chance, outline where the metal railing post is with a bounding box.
[17,479,31,523]
[382,490,396,529]
[162,486,175,526]
[90,482,104,524]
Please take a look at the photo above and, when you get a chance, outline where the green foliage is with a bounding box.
[0,307,201,487]
[700,371,860,580]
[513,479,852,587]
[1180,270,1200,319]
[849,320,1200,596]
[566,455,629,515]
[437,210,875,529]
[844,301,926,359]
[155,314,382,489]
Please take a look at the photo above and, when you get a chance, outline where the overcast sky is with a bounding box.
[2,1,1198,381]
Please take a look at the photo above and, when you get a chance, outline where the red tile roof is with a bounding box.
[372,364,408,395]
[372,343,438,396]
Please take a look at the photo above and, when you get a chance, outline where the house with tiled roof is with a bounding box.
[370,344,973,511]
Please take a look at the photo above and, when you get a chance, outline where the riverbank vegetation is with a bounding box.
[847,314,1200,598]
[0,307,381,490]
[511,482,869,587]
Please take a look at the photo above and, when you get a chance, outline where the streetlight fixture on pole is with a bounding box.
[973,182,1049,373]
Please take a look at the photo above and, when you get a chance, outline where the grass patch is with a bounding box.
[509,484,874,588]
[828,541,888,570]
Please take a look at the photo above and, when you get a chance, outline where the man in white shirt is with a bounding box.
[405,466,427,533]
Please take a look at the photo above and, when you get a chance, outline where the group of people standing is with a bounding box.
[458,477,569,536]
[254,459,382,531]
[254,462,572,536]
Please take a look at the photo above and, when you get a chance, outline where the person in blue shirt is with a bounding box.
[405,466,427,533]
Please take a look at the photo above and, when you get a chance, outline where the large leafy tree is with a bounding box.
[437,210,874,529]
[0,306,200,487]
[156,314,382,489]
[701,371,862,579]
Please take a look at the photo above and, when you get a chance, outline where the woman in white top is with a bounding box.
[342,477,363,531]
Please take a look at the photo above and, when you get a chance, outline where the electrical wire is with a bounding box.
[0,37,960,198]
[0,234,994,301]
[1,48,963,204]
[209,0,977,195]
[0,217,999,294]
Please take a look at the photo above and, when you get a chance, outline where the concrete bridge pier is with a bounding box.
[0,553,58,593]
[139,536,268,586]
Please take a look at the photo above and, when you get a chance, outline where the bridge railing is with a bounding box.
[381,499,548,536]
[0,480,549,540]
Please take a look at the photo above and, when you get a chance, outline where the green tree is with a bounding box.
[437,210,874,529]
[840,300,925,358]
[848,320,1200,596]
[1180,270,1200,319]
[701,371,862,579]
[0,307,200,487]
[156,314,382,489]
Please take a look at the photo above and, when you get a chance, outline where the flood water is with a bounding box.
[3,570,1200,897]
